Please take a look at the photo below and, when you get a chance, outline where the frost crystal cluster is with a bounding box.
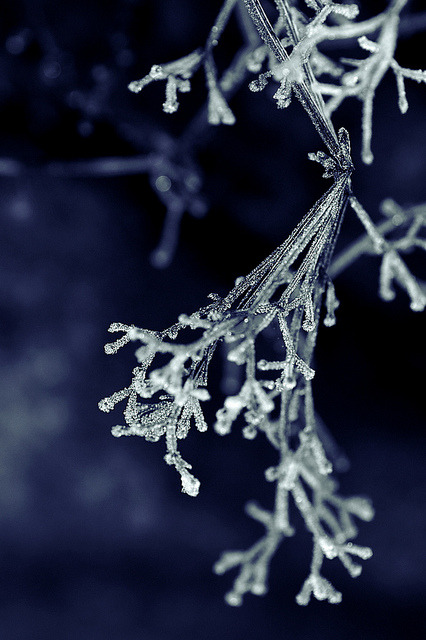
[100,0,426,606]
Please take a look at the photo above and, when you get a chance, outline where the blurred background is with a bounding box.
[0,1,425,638]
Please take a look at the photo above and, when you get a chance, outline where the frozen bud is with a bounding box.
[242,424,257,439]
[265,466,278,482]
[345,497,375,521]
[180,469,200,497]
[150,64,164,79]
[225,591,243,607]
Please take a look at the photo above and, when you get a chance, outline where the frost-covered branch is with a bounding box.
[99,0,426,609]
[128,0,241,124]
[244,0,425,163]
[347,197,426,311]
[310,0,426,163]
[98,129,379,603]
[99,163,351,492]
[94,0,426,267]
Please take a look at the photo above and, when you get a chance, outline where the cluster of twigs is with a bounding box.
[100,0,425,605]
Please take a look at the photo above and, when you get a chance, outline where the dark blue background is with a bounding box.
[0,1,425,638]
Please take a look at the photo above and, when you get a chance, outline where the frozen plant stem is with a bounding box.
[100,137,375,603]
[121,0,426,266]
[101,0,426,607]
[242,0,341,157]
[347,197,426,311]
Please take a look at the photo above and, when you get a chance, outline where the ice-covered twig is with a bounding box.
[214,382,374,606]
[128,0,240,124]
[348,196,426,311]
[99,130,372,602]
